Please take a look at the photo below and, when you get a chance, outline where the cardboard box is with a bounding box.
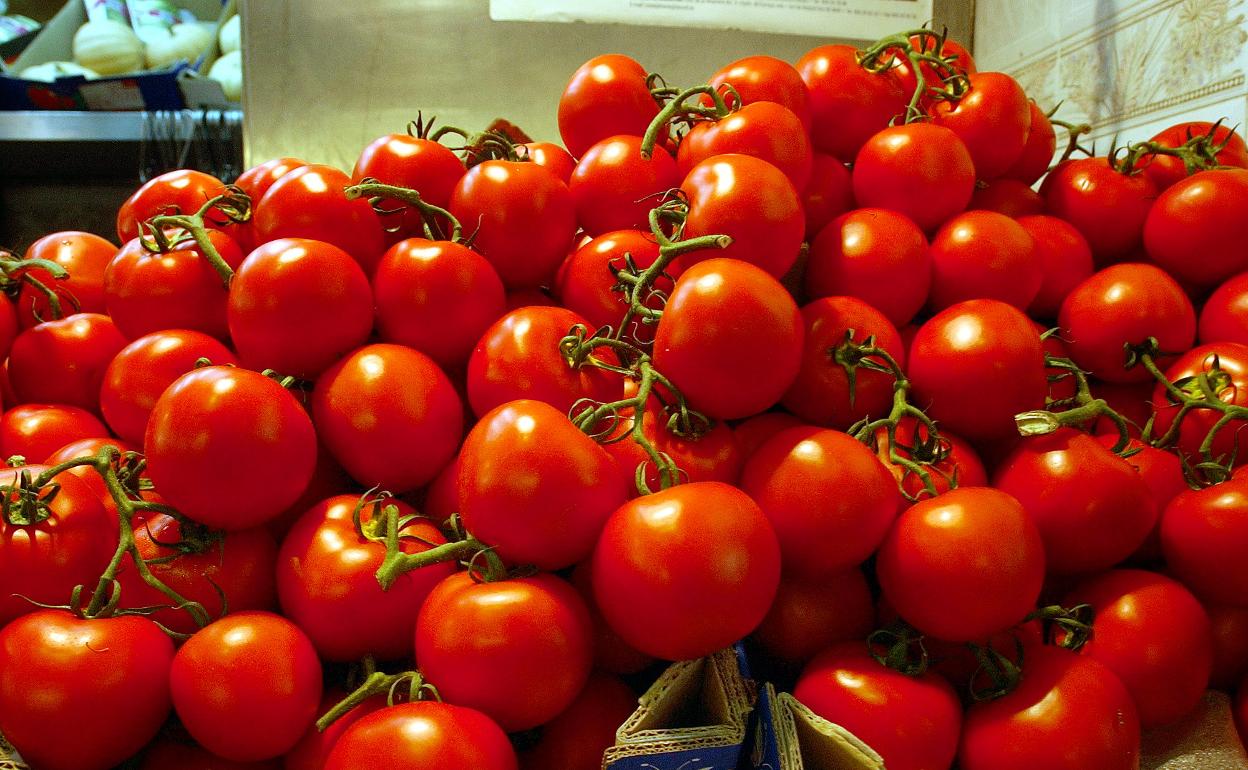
[0,0,223,110]
[177,0,235,109]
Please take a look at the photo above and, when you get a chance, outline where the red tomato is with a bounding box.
[853,123,976,232]
[1004,101,1057,185]
[458,399,626,570]
[569,135,679,236]
[118,513,277,633]
[145,366,317,529]
[908,299,1047,442]
[887,34,977,103]
[1162,477,1248,607]
[600,402,745,494]
[931,71,1031,180]
[140,741,280,769]
[1141,121,1248,191]
[708,55,811,129]
[519,672,636,770]
[870,417,988,500]
[1208,603,1248,690]
[103,229,245,341]
[523,141,577,184]
[733,411,805,459]
[449,160,576,289]
[253,164,386,273]
[805,208,931,327]
[325,702,517,770]
[554,229,665,343]
[99,330,238,444]
[0,298,16,361]
[1065,569,1212,728]
[877,487,1045,641]
[781,296,905,429]
[264,441,354,540]
[415,572,593,731]
[44,436,140,520]
[313,344,463,493]
[797,44,905,162]
[231,157,307,252]
[741,426,899,578]
[993,429,1157,574]
[352,133,466,240]
[276,495,453,661]
[0,611,173,770]
[653,258,802,420]
[116,169,228,243]
[8,312,126,412]
[558,54,659,159]
[1042,157,1157,263]
[678,101,812,191]
[927,210,1040,311]
[676,154,804,279]
[0,403,107,465]
[959,646,1140,770]
[283,691,383,770]
[1151,342,1248,462]
[227,238,373,377]
[802,153,854,237]
[1200,271,1248,345]
[1144,168,1248,288]
[753,569,874,665]
[967,178,1045,218]
[19,230,116,326]
[1019,214,1094,319]
[794,642,962,770]
[172,612,322,762]
[1094,435,1186,563]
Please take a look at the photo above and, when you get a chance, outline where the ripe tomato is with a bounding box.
[869,417,988,499]
[99,329,238,444]
[678,101,812,191]
[569,135,680,236]
[19,230,116,326]
[600,401,745,494]
[227,238,373,377]
[283,690,383,770]
[415,572,593,731]
[103,229,245,341]
[752,569,874,665]
[1207,603,1248,690]
[116,169,228,243]
[140,741,280,769]
[908,299,1047,442]
[1141,121,1248,191]
[653,258,802,420]
[853,123,976,232]
[794,642,962,770]
[554,229,665,343]
[0,611,173,770]
[313,344,462,493]
[797,44,905,162]
[1200,271,1248,345]
[967,178,1045,218]
[1144,168,1248,288]
[1042,157,1157,262]
[0,403,107,464]
[959,646,1140,770]
[558,54,658,159]
[931,71,1031,180]
[802,152,854,237]
[732,411,805,458]
[887,34,976,103]
[805,208,931,327]
[145,366,317,529]
[458,399,626,570]
[277,495,453,661]
[1151,342,1248,462]
[591,481,781,661]
[927,210,1040,311]
[519,672,636,770]
[45,436,141,520]
[1004,101,1057,184]
[993,429,1157,574]
[0,297,16,361]
[172,612,322,761]
[352,133,466,239]
[523,141,577,184]
[740,426,899,577]
[569,561,653,674]
[325,702,517,770]
[1018,214,1094,319]
[1162,477,1248,607]
[8,312,126,412]
[1094,435,1186,562]
[231,157,307,252]
[877,487,1045,641]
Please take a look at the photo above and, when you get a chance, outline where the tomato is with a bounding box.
[325,702,517,770]
[467,306,618,418]
[994,429,1157,574]
[569,561,653,675]
[887,33,976,105]
[1208,603,1248,690]
[558,54,659,160]
[653,258,802,420]
[1018,214,1094,319]
[967,178,1045,218]
[678,101,812,191]
[676,154,804,279]
[0,403,107,465]
[0,298,16,362]
[554,229,665,343]
[781,296,905,429]
[805,208,931,327]
[171,612,321,761]
[708,55,811,129]
[523,141,577,184]
[927,210,1040,311]
[732,411,805,459]
[1041,157,1157,263]
[8,312,126,412]
[313,344,463,493]
[1162,477,1248,607]
[600,401,744,494]
[415,572,592,731]
[877,487,1045,641]
[227,238,372,377]
[0,611,173,770]
[145,366,317,529]
[1144,168,1248,288]
[374,237,506,370]
[1151,342,1248,462]
[458,399,626,570]
[117,169,228,243]
[797,44,905,162]
[231,157,307,252]
[140,741,280,769]
[931,71,1031,180]
[45,436,141,520]
[449,159,576,289]
[353,133,466,240]
[519,672,636,770]
[1064,569,1212,728]
[19,230,116,326]
[1141,121,1248,191]
[853,123,976,232]
[253,164,386,273]
[569,135,679,236]
[1004,101,1057,185]
[740,426,898,577]
[276,495,453,661]
[794,642,960,770]
[959,646,1139,770]
[283,690,383,770]
[1200,271,1248,345]
[1093,435,1186,563]
[802,152,854,237]
[908,299,1047,442]
[753,569,873,665]
[99,330,238,444]
[870,417,988,499]
[103,230,246,341]
[922,617,1044,694]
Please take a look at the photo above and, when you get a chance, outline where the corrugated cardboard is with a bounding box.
[748,684,884,770]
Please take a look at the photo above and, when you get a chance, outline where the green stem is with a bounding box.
[344,180,463,243]
[857,28,967,122]
[149,191,250,288]
[370,502,504,591]
[317,669,439,732]
[1013,354,1132,455]
[639,84,732,159]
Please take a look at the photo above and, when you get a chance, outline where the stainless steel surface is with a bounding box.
[0,109,243,142]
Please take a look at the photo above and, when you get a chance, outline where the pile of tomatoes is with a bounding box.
[3,25,1248,770]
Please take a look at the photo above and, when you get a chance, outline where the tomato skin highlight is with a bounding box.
[325,701,517,770]
[853,123,976,232]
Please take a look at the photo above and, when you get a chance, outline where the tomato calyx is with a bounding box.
[0,249,74,322]
[1028,603,1094,652]
[317,664,441,732]
[868,618,931,677]
[345,178,465,243]
[638,82,738,159]
[1015,346,1134,455]
[857,27,969,123]
[1050,112,1095,164]
[145,187,251,288]
[429,121,529,166]
[967,635,1025,702]
[1120,119,1240,179]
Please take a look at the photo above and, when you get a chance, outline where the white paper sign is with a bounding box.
[491,0,933,40]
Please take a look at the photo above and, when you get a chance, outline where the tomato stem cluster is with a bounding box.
[1014,350,1133,455]
[0,251,77,321]
[146,188,251,288]
[316,669,440,732]
[639,83,738,159]
[345,180,464,243]
[1113,119,1239,176]
[858,27,969,123]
